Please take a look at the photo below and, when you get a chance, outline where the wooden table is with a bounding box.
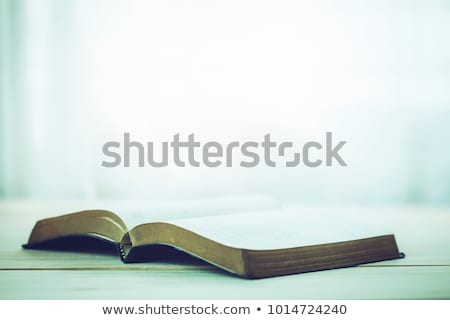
[1,200,449,299]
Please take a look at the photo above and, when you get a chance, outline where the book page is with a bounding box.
[112,194,280,228]
[165,207,394,250]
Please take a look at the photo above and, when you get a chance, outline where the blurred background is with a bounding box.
[1,0,449,205]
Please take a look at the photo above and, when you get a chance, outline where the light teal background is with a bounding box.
[1,0,449,205]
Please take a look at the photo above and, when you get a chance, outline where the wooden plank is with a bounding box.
[0,266,449,299]
[0,200,449,299]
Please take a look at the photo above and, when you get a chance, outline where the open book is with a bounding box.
[23,197,404,279]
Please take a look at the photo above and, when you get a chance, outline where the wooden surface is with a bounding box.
[0,199,449,299]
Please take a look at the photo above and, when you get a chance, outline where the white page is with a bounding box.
[165,207,394,250]
[112,194,280,228]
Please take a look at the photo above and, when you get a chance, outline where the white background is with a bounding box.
[1,0,449,204]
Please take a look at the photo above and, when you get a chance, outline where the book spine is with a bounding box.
[118,243,127,262]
